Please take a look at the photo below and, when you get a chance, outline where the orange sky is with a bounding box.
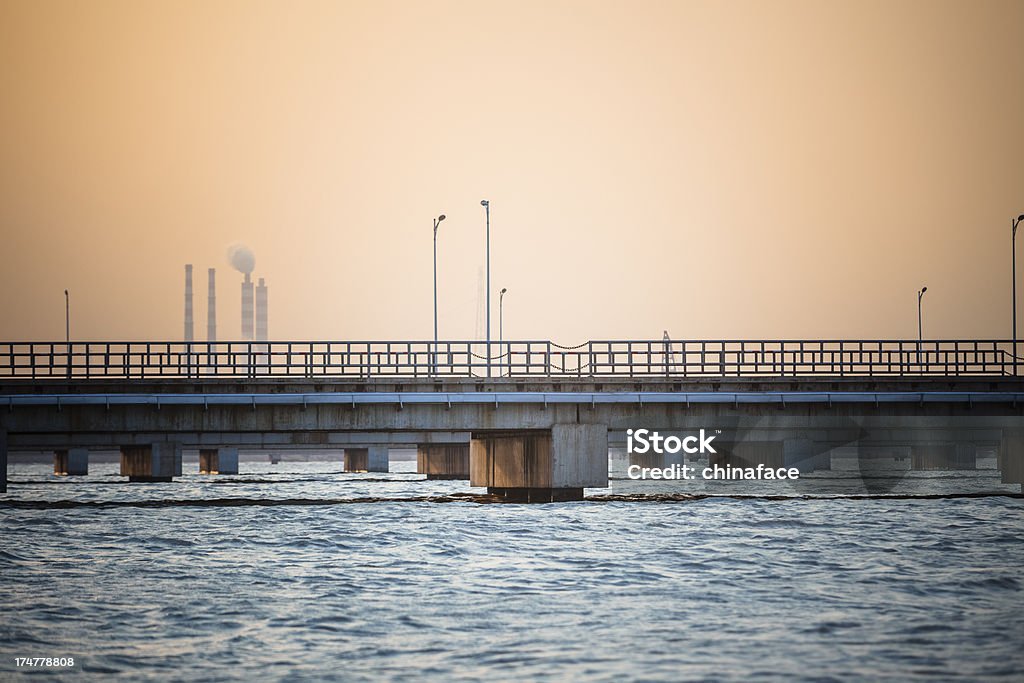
[1,0,1022,343]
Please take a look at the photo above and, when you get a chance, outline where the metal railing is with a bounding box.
[0,340,1019,380]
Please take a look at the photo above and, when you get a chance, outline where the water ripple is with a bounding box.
[0,462,1021,681]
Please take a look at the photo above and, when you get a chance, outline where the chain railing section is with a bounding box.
[0,340,1017,380]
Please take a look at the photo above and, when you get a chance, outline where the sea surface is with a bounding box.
[1,461,1022,681]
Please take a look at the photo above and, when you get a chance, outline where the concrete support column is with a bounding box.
[344,446,388,473]
[199,447,239,474]
[954,443,977,470]
[911,444,958,470]
[609,446,629,478]
[813,447,833,471]
[470,424,608,502]
[711,441,784,469]
[1,429,7,494]
[120,443,182,482]
[783,438,815,474]
[629,450,685,470]
[998,430,1024,486]
[54,448,89,476]
[417,444,470,480]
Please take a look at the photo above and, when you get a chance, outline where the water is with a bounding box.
[2,462,1022,681]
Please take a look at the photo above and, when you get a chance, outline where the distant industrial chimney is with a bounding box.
[207,268,217,342]
[241,273,254,340]
[228,244,256,341]
[256,278,268,341]
[184,264,194,342]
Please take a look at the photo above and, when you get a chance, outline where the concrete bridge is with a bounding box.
[2,339,1023,499]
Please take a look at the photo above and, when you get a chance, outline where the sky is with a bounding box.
[1,0,1023,344]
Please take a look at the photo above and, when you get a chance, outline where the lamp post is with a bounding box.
[1012,215,1024,375]
[64,289,70,379]
[499,287,507,376]
[917,286,927,367]
[499,287,507,342]
[432,213,445,374]
[481,200,491,378]
[663,330,671,376]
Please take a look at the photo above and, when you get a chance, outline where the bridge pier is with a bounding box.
[608,446,628,477]
[54,448,89,476]
[712,441,784,469]
[783,438,814,473]
[120,443,182,482]
[629,450,685,470]
[199,447,238,474]
[608,446,685,478]
[417,443,470,480]
[782,438,835,474]
[998,430,1024,489]
[813,447,833,471]
[344,446,388,473]
[911,443,976,470]
[470,424,608,502]
[955,443,977,470]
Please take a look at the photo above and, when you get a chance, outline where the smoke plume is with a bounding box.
[227,244,255,274]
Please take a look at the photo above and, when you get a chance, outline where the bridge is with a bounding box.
[2,339,1023,500]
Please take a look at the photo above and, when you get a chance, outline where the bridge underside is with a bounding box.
[3,375,1024,396]
[3,377,1024,497]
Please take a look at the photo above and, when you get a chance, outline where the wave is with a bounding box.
[0,491,1020,510]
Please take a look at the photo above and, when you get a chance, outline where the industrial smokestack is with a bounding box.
[227,244,256,341]
[256,278,268,342]
[207,268,217,342]
[184,264,194,342]
[241,273,254,340]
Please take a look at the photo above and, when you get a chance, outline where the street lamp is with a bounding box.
[917,286,927,367]
[432,213,445,374]
[499,288,507,343]
[481,200,491,378]
[64,289,70,379]
[1012,214,1024,375]
[499,287,508,377]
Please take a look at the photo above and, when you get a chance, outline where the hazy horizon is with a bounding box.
[2,0,1023,343]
